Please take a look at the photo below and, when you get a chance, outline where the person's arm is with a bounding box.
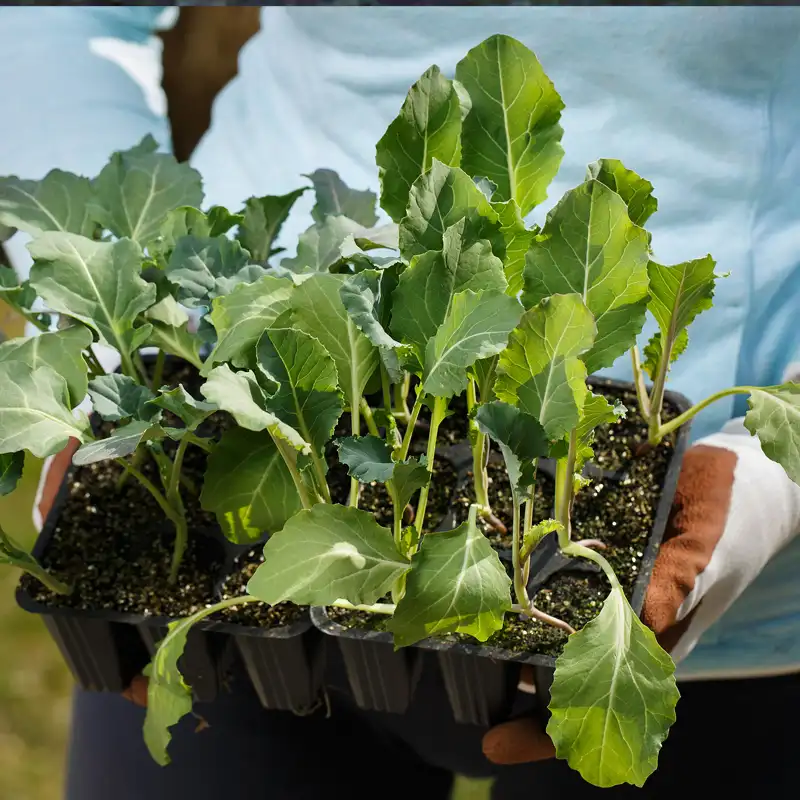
[0,5,175,275]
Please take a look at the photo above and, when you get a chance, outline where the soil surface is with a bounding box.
[330,382,684,657]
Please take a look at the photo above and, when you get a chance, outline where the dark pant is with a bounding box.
[66,649,800,799]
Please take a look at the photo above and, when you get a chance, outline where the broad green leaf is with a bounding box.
[281,216,364,274]
[496,294,595,439]
[646,256,717,373]
[0,363,89,457]
[28,234,156,358]
[201,428,302,542]
[475,401,548,496]
[144,294,188,329]
[547,587,678,788]
[388,458,430,511]
[642,328,689,381]
[248,504,409,606]
[88,375,157,422]
[203,275,293,371]
[73,420,160,465]
[90,137,203,244]
[493,200,536,296]
[0,170,96,238]
[574,392,627,470]
[145,322,203,371]
[422,290,522,398]
[744,384,800,485]
[149,205,242,265]
[586,159,658,229]
[336,435,395,483]
[521,519,563,559]
[523,180,649,372]
[256,328,344,454]
[399,160,502,261]
[200,365,310,454]
[291,273,380,411]
[237,188,307,262]
[165,236,252,308]
[0,326,92,407]
[0,266,37,317]
[388,505,512,647]
[147,385,217,431]
[376,65,463,222]
[456,34,564,215]
[0,451,25,496]
[391,218,506,358]
[307,169,378,228]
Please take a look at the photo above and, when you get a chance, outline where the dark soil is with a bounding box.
[329,382,684,658]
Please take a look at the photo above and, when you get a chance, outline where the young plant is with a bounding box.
[111,33,800,789]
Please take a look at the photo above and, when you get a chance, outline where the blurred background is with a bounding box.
[0,8,491,799]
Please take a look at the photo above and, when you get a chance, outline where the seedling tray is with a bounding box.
[311,378,692,726]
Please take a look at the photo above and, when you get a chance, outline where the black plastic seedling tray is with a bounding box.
[311,378,693,727]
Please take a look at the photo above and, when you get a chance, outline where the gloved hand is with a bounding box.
[483,419,800,764]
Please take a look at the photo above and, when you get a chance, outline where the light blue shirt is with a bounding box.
[2,5,799,679]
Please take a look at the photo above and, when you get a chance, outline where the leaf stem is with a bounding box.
[554,430,577,547]
[331,599,396,615]
[651,386,755,444]
[630,346,651,421]
[511,498,529,609]
[398,392,424,462]
[561,541,622,592]
[273,438,314,510]
[348,392,362,507]
[0,527,71,595]
[167,437,190,503]
[151,349,166,390]
[467,379,490,510]
[380,364,392,415]
[360,398,380,437]
[522,492,534,586]
[414,395,448,534]
[134,352,152,389]
[115,458,180,528]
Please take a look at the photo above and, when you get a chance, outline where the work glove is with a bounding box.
[483,416,800,764]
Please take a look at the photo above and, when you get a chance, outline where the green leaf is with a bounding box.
[143,611,200,766]
[574,392,627,470]
[200,365,310,454]
[307,169,378,228]
[90,137,203,244]
[0,326,92,407]
[376,65,463,223]
[422,289,522,398]
[247,504,409,606]
[165,236,252,308]
[281,216,364,274]
[0,451,25,496]
[0,363,89,458]
[73,420,160,465]
[203,275,294,371]
[493,200,536,296]
[256,328,344,454]
[388,458,430,512]
[642,329,689,381]
[291,273,380,412]
[201,428,302,542]
[523,180,650,372]
[0,266,38,318]
[237,188,307,263]
[521,519,562,560]
[28,233,156,358]
[475,402,548,496]
[646,255,717,373]
[147,385,217,431]
[336,435,395,483]
[388,505,512,647]
[0,170,97,237]
[399,160,502,261]
[145,322,203,371]
[88,375,157,422]
[586,159,658,229]
[456,34,564,216]
[144,294,188,329]
[391,218,507,358]
[744,384,800,485]
[547,586,678,788]
[496,294,595,438]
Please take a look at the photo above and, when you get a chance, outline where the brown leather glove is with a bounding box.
[482,444,738,765]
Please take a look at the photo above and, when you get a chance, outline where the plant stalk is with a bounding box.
[554,430,578,548]
[331,599,396,615]
[652,385,755,444]
[349,393,361,507]
[398,393,424,462]
[522,495,534,586]
[360,398,380,437]
[380,365,392,415]
[511,499,529,609]
[561,541,622,592]
[273,438,314,510]
[133,352,152,388]
[467,379,490,511]
[151,349,166,390]
[414,395,448,534]
[630,346,651,421]
[0,528,71,595]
